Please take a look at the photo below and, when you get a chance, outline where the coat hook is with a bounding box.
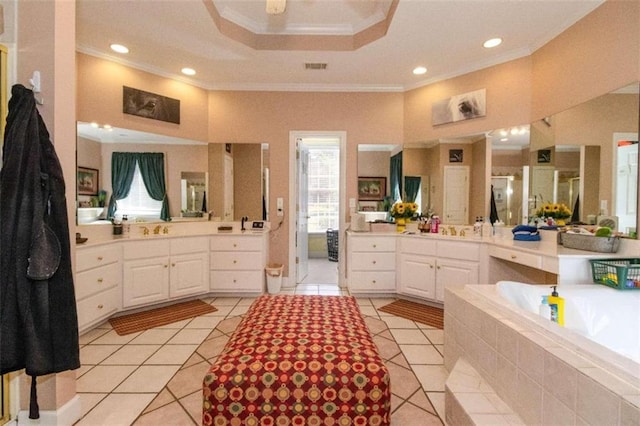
[29,71,44,105]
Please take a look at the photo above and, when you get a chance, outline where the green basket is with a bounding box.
[589,258,640,290]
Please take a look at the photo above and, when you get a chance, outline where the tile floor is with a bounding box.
[75,288,446,425]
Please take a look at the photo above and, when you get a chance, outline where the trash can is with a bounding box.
[265,263,284,294]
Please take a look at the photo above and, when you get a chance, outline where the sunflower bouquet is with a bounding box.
[536,203,572,220]
[390,201,418,219]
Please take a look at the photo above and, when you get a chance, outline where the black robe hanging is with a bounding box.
[0,85,80,417]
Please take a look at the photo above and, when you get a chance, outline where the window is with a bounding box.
[116,163,162,219]
[307,147,339,232]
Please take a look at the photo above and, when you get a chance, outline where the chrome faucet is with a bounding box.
[153,225,161,235]
[449,226,457,236]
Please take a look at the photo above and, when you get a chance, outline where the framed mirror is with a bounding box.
[76,122,269,224]
[529,82,639,236]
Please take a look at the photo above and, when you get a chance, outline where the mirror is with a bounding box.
[180,171,207,217]
[356,144,400,221]
[529,82,639,236]
[76,123,269,224]
[490,125,530,226]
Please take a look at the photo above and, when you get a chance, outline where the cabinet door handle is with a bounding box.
[510,254,517,259]
[372,244,377,248]
[233,279,237,283]
[233,243,237,248]
[171,263,176,267]
[437,265,441,270]
[372,260,376,264]
[97,304,104,309]
[97,278,103,283]
[97,256,103,261]
[372,280,377,284]
[164,264,168,268]
[429,264,434,269]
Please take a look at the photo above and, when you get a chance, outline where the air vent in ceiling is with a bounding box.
[305,63,327,70]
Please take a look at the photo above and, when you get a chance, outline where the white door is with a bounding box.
[531,166,554,207]
[296,140,309,283]
[224,154,234,220]
[443,166,469,224]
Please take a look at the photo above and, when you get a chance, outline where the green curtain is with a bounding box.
[107,152,137,219]
[390,152,403,203]
[405,176,421,203]
[137,152,171,221]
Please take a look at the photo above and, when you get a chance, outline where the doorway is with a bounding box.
[289,131,346,288]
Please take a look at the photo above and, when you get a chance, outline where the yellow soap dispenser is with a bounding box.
[548,286,565,326]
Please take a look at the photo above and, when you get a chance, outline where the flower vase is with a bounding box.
[396,217,406,233]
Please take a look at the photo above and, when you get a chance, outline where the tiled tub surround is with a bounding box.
[444,284,640,425]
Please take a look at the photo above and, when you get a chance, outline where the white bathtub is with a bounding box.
[495,281,640,364]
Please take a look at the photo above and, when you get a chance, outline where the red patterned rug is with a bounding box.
[109,300,217,335]
[378,299,444,329]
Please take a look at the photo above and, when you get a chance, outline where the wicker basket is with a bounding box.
[590,258,640,290]
[559,232,620,253]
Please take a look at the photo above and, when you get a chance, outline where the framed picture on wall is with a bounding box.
[77,167,99,196]
[449,149,463,163]
[537,149,551,163]
[358,177,386,201]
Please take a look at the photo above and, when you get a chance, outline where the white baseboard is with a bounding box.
[17,395,81,426]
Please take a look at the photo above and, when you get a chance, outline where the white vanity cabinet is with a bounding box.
[398,237,480,302]
[397,238,437,299]
[210,234,268,293]
[122,236,209,308]
[347,233,397,293]
[75,244,122,331]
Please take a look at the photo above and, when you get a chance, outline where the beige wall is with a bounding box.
[207,90,405,272]
[531,0,640,119]
[77,54,209,142]
[16,0,78,413]
[404,57,533,143]
[73,1,638,277]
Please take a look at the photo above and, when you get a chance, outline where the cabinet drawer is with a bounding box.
[351,252,395,271]
[210,270,264,292]
[349,271,396,292]
[399,237,437,255]
[349,236,396,252]
[77,286,120,330]
[76,262,120,301]
[76,245,120,272]
[211,252,263,270]
[171,236,209,255]
[437,241,480,261]
[489,246,541,269]
[211,235,263,252]
[123,239,170,260]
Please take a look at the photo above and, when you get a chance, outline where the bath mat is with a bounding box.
[109,299,217,335]
[378,299,444,329]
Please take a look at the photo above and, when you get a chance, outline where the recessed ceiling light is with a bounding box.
[500,138,509,142]
[110,44,129,54]
[413,66,427,75]
[483,38,502,49]
[181,67,196,76]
